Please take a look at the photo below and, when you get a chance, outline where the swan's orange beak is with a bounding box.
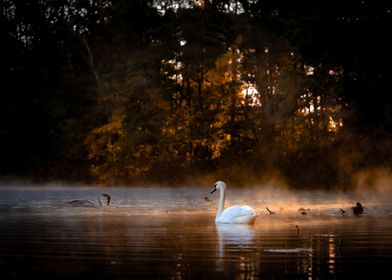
[210,186,216,194]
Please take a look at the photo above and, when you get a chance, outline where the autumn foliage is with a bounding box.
[1,1,391,188]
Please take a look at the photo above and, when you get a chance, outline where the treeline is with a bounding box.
[1,0,391,188]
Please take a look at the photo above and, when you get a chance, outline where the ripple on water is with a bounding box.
[1,186,392,279]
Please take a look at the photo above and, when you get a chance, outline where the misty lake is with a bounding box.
[1,185,392,279]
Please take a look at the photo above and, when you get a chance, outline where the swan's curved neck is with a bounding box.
[217,188,226,218]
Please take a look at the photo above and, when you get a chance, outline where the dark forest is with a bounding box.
[1,0,391,188]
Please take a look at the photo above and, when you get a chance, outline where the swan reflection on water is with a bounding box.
[215,224,256,272]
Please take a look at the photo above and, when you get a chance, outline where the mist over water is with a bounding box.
[1,182,392,215]
[2,181,392,221]
[1,184,392,279]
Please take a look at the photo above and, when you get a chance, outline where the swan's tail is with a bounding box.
[248,214,258,224]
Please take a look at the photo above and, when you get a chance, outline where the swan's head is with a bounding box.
[210,181,227,194]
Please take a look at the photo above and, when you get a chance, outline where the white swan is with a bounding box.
[210,181,258,224]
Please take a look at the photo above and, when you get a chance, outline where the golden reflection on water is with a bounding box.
[1,208,392,279]
[328,236,336,274]
[212,216,346,280]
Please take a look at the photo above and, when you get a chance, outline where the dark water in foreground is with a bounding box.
[1,186,392,279]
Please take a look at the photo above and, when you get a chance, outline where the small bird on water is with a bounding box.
[67,193,111,207]
[298,207,310,215]
[352,202,364,215]
[99,193,111,206]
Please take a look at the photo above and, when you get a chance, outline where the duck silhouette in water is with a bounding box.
[67,193,111,207]
[352,202,364,215]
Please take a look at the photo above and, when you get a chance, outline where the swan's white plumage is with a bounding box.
[216,205,257,224]
[211,181,258,224]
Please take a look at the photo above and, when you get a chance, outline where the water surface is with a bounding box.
[1,186,392,279]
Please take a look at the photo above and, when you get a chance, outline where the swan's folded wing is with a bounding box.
[217,205,257,224]
[240,205,256,215]
[233,214,257,224]
[221,205,256,217]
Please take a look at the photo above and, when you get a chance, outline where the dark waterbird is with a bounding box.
[298,207,310,215]
[67,193,111,207]
[352,202,364,215]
